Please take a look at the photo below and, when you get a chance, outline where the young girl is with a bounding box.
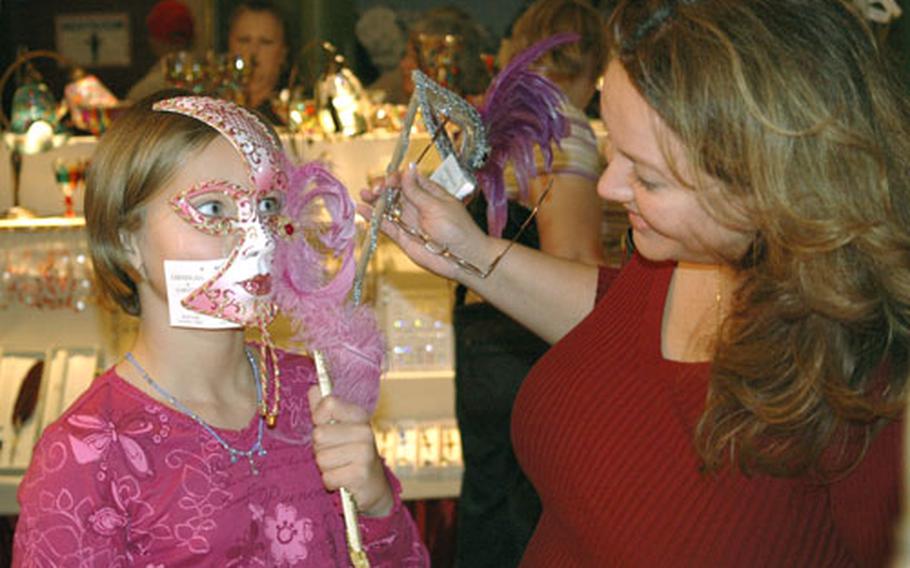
[12,92,429,566]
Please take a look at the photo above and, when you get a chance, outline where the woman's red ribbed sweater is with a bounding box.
[513,253,900,566]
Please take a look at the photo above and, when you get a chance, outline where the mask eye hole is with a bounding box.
[258,194,283,218]
[195,199,226,218]
[188,192,239,220]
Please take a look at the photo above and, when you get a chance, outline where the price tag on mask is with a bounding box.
[430,153,475,200]
[164,259,242,329]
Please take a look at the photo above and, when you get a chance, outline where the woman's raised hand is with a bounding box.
[358,166,498,283]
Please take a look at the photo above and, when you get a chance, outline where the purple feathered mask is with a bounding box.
[412,33,578,238]
[353,34,579,300]
[475,33,577,237]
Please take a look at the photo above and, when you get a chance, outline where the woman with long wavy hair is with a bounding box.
[363,0,910,564]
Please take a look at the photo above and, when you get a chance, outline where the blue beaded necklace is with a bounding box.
[125,347,267,475]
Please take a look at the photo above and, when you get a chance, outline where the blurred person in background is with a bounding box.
[356,6,411,104]
[357,5,492,105]
[452,2,608,566]
[409,5,494,98]
[227,0,288,124]
[127,0,195,102]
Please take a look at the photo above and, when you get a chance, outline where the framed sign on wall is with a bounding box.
[55,12,131,67]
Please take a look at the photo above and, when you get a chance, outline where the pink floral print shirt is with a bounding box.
[12,349,429,567]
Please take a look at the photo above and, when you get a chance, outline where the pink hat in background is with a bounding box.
[147,0,195,44]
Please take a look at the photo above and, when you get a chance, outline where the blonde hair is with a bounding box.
[506,0,607,85]
[85,90,218,316]
[610,0,910,476]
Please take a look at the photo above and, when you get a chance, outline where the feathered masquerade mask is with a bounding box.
[152,96,382,425]
[354,33,578,301]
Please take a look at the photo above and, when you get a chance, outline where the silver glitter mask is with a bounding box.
[411,69,489,187]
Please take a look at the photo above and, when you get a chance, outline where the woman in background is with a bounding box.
[126,0,195,102]
[452,2,608,566]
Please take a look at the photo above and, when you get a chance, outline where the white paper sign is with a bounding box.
[164,259,241,330]
[430,154,475,200]
[55,13,131,67]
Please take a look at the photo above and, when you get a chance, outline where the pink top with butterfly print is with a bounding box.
[12,348,429,567]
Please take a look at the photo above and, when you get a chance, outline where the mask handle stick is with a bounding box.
[313,349,371,568]
[352,93,419,304]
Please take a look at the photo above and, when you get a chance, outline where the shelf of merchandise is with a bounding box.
[0,216,86,231]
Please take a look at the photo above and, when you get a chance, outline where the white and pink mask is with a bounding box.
[153,96,288,328]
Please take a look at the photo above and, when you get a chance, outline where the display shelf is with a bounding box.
[400,476,462,501]
[0,216,85,231]
[385,369,454,381]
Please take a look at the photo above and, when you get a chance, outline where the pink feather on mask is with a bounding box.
[271,162,383,412]
[476,33,578,238]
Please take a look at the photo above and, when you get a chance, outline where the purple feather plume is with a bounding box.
[271,162,383,412]
[476,33,578,237]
